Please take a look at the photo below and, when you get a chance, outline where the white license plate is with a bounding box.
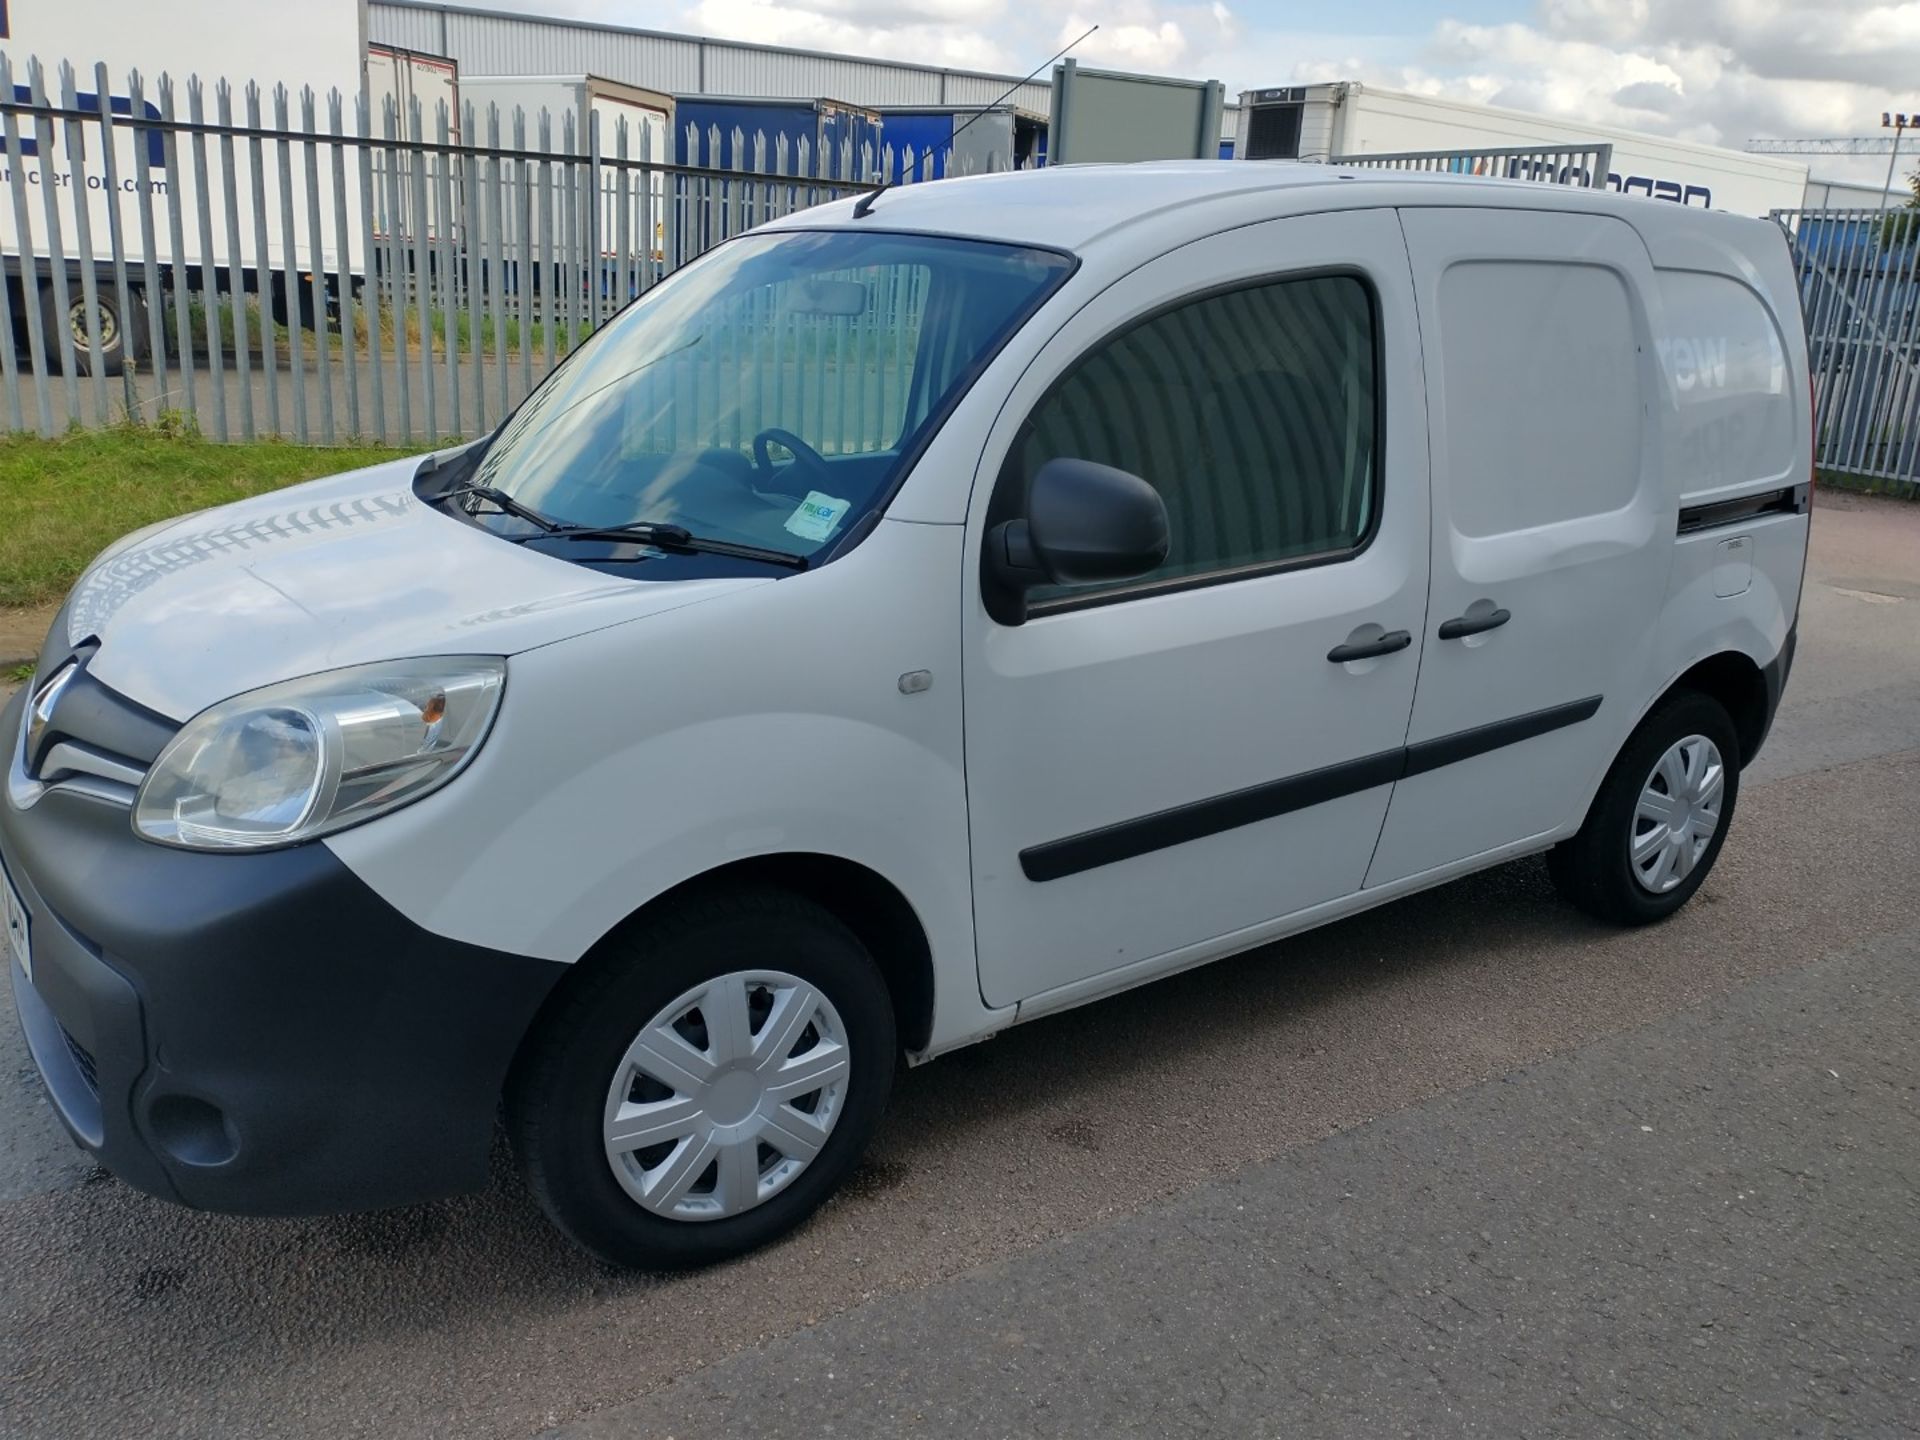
[2,862,28,985]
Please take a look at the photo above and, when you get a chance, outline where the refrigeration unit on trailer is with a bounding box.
[0,0,368,372]
[1233,83,1810,217]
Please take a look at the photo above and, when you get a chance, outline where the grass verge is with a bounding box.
[0,427,417,609]
[1817,468,1919,501]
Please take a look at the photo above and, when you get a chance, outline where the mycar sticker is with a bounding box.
[784,492,851,544]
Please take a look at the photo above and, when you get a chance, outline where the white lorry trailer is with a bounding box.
[1235,83,1810,218]
[367,43,458,141]
[0,0,367,372]
[459,75,671,159]
[460,76,672,262]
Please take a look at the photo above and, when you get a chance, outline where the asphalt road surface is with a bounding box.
[2,493,1917,1439]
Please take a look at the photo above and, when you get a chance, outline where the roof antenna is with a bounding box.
[950,24,1099,150]
[852,24,1098,216]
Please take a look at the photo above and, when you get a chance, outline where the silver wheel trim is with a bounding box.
[67,298,118,350]
[602,970,851,1223]
[1631,733,1725,895]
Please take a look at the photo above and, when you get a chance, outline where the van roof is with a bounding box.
[761,159,1767,253]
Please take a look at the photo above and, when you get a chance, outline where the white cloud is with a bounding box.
[1075,21,1189,68]
[678,0,1017,70]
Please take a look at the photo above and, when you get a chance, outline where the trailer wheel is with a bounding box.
[39,280,145,377]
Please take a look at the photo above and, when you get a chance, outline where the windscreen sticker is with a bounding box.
[784,491,852,543]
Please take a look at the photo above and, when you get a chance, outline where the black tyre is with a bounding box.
[508,886,896,1269]
[1547,690,1741,926]
[39,279,144,376]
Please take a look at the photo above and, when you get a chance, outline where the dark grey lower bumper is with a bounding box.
[1,689,567,1215]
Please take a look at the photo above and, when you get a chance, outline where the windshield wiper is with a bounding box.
[439,482,564,532]
[518,521,809,571]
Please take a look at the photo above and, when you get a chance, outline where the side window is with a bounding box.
[1014,274,1378,603]
[1435,260,1641,536]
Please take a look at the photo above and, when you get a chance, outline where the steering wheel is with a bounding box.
[752,427,832,494]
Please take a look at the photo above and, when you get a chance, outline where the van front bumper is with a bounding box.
[0,689,566,1215]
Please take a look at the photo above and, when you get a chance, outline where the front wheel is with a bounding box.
[1548,690,1741,926]
[508,887,897,1269]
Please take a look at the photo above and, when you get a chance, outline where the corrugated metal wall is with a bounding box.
[370,0,1065,119]
[372,3,703,90]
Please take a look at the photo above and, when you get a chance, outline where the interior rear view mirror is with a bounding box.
[784,278,868,316]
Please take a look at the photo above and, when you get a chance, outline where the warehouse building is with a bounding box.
[366,0,1237,145]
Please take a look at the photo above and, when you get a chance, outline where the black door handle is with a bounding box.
[1437,608,1511,640]
[1327,629,1413,663]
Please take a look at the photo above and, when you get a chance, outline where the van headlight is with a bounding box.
[133,657,505,850]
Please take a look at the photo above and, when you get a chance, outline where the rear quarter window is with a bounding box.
[1436,259,1642,538]
[1652,270,1797,499]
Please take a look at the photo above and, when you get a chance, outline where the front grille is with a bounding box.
[18,654,170,798]
[61,1027,99,1096]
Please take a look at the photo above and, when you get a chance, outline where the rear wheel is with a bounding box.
[38,278,144,376]
[508,887,896,1269]
[1548,690,1740,926]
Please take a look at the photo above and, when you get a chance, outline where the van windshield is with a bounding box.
[466,230,1074,565]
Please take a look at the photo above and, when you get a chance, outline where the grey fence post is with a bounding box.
[381,96,413,442]
[407,95,434,441]
[356,92,385,444]
[588,105,604,329]
[217,81,256,439]
[614,115,631,316]
[157,73,196,426]
[513,105,533,404]
[637,117,655,296]
[539,109,556,373]
[487,103,508,421]
[0,54,50,435]
[329,89,360,439]
[274,84,305,440]
[241,84,279,434]
[0,99,19,432]
[562,110,580,352]
[30,59,82,419]
[57,62,108,424]
[460,99,485,434]
[434,99,460,439]
[187,77,228,440]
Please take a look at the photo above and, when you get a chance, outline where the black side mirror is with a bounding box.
[983,458,1170,625]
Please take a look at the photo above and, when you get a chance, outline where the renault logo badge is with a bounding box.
[24,662,77,769]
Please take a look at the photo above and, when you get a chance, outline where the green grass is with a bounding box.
[4,662,30,685]
[168,293,592,362]
[1817,467,1920,501]
[0,427,416,609]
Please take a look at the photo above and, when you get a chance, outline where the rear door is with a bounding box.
[962,210,1432,1011]
[1366,207,1671,886]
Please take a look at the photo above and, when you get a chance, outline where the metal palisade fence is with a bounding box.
[1774,207,1920,488]
[0,55,963,444]
[1324,141,1616,190]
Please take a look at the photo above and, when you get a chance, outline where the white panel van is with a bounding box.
[0,163,1811,1267]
